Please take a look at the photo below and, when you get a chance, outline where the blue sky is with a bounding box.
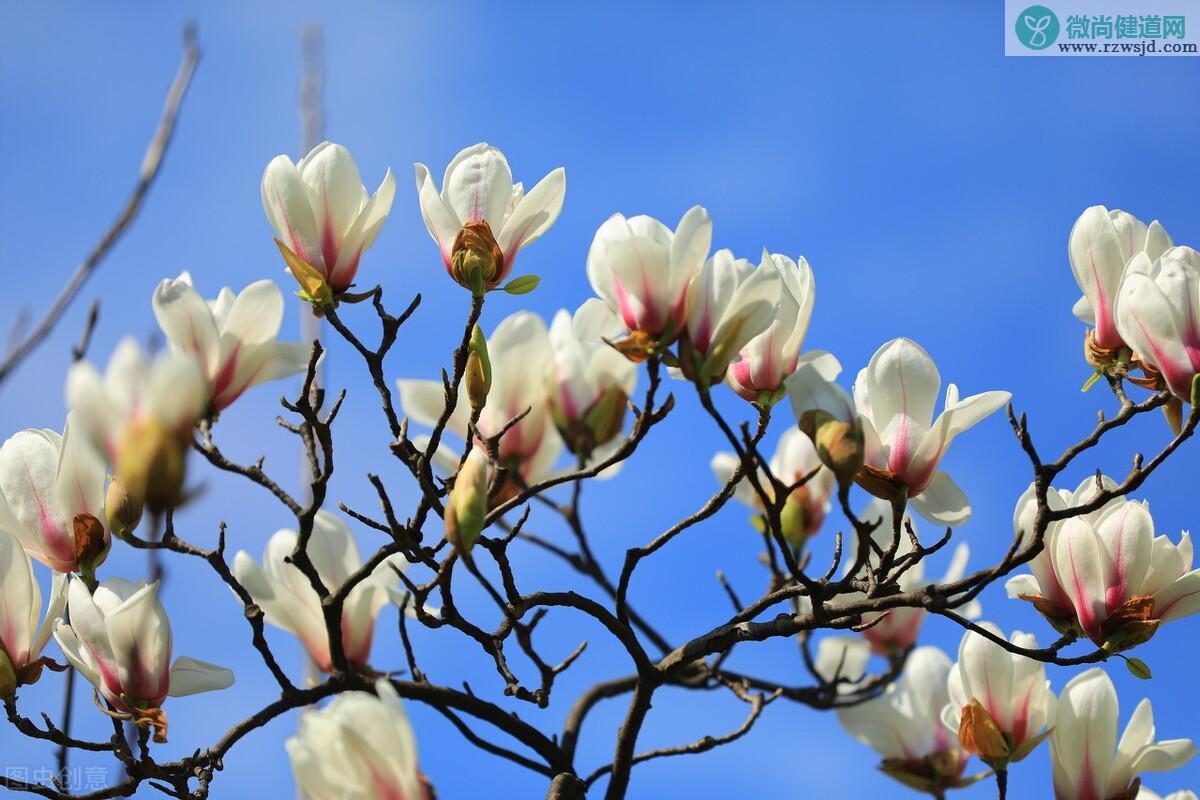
[2,1,1199,797]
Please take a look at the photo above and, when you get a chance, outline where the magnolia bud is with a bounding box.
[0,647,16,699]
[105,476,144,536]
[778,486,813,550]
[798,411,864,487]
[583,386,628,449]
[465,325,491,413]
[451,220,504,295]
[116,419,187,512]
[445,450,491,556]
[73,513,110,577]
[958,700,1010,763]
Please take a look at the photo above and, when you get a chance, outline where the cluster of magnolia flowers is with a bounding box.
[0,132,1197,799]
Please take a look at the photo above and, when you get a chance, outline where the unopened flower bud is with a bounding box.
[451,220,504,295]
[105,477,144,536]
[465,325,491,413]
[799,411,864,487]
[0,647,16,699]
[581,386,628,452]
[445,450,491,556]
[779,486,813,550]
[73,512,110,578]
[116,419,188,512]
[958,700,1011,764]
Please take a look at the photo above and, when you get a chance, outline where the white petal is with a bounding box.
[414,162,459,265]
[152,275,219,372]
[497,167,565,260]
[261,154,323,270]
[441,143,513,227]
[167,656,234,697]
[908,471,971,527]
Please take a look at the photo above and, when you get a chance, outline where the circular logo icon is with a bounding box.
[1016,5,1060,49]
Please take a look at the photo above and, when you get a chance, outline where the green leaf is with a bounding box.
[1081,369,1103,392]
[502,275,540,295]
[1125,656,1152,680]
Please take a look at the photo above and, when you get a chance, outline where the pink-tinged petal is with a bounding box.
[331,167,396,290]
[152,274,219,373]
[908,387,1010,493]
[296,141,367,248]
[1093,501,1153,613]
[414,163,460,269]
[858,338,941,450]
[63,578,120,696]
[1053,520,1112,640]
[261,154,324,272]
[1117,267,1198,399]
[211,341,313,413]
[0,427,76,570]
[104,581,172,706]
[1068,205,1136,350]
[1153,569,1200,623]
[668,205,712,303]
[231,548,329,669]
[144,352,208,434]
[56,412,106,522]
[496,167,565,262]
[0,528,39,666]
[1051,668,1119,800]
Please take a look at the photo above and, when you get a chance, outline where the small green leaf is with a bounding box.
[1125,656,1152,680]
[502,275,540,295]
[1081,369,1103,392]
[1190,373,1199,407]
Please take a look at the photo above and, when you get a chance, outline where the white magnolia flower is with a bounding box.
[1006,478,1200,651]
[726,252,816,402]
[1052,668,1196,800]
[1115,246,1200,401]
[262,141,396,294]
[0,527,66,687]
[232,511,408,672]
[1069,205,1172,351]
[54,577,233,715]
[1005,477,1120,618]
[288,679,428,800]
[710,427,835,549]
[0,413,108,572]
[814,635,870,693]
[546,304,637,455]
[680,248,782,383]
[841,498,977,654]
[584,206,712,344]
[152,272,312,413]
[942,623,1053,762]
[837,647,969,795]
[67,338,208,460]
[853,337,1010,527]
[415,143,565,290]
[1139,790,1199,800]
[398,311,563,488]
[66,338,208,510]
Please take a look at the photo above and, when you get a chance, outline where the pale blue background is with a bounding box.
[2,2,1199,798]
